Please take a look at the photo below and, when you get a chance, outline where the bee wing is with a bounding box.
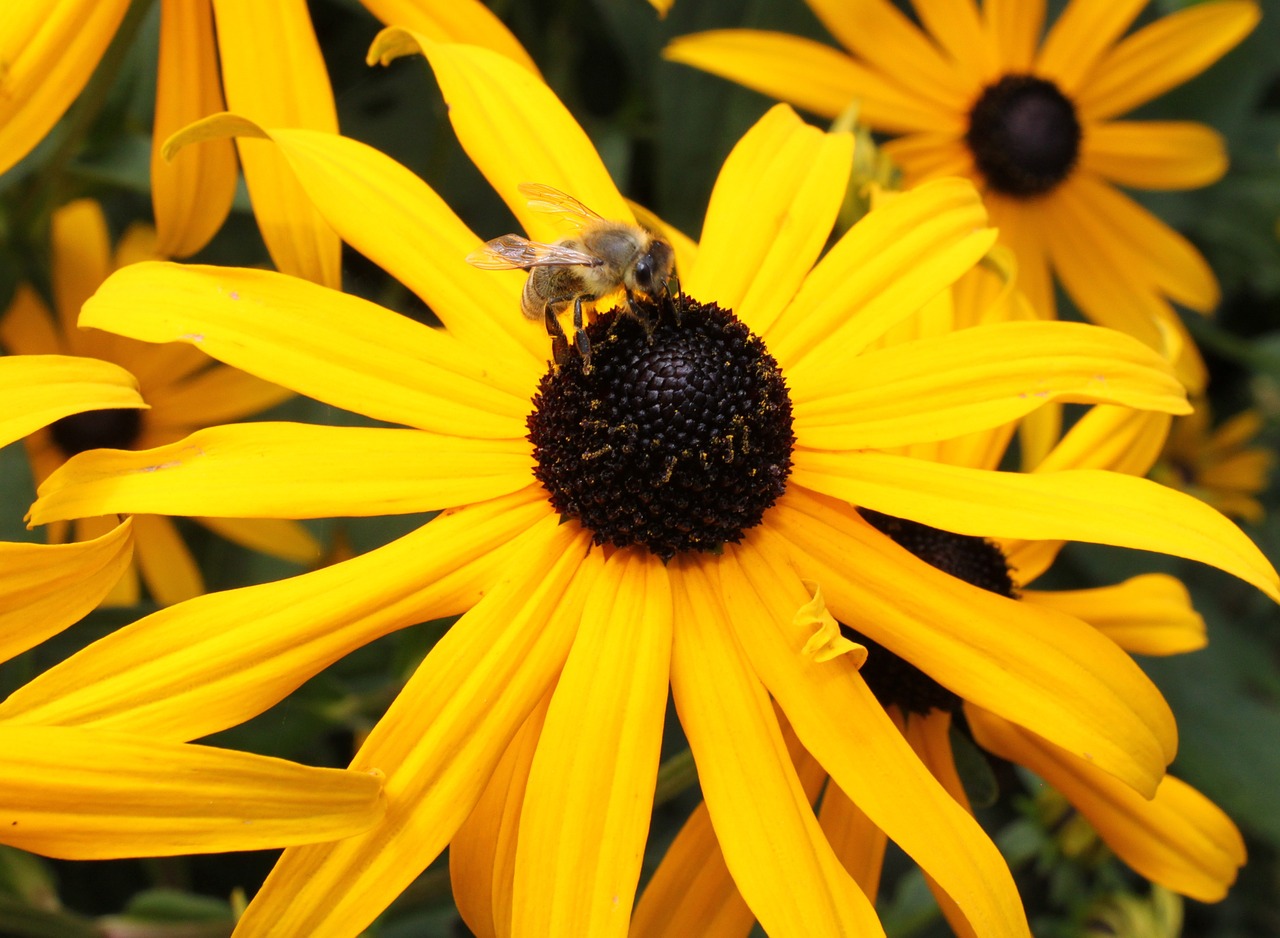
[518,183,606,227]
[466,234,600,270]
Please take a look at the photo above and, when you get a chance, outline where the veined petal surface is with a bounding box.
[0,726,382,860]
[232,526,598,938]
[769,179,992,370]
[210,0,341,286]
[370,33,628,243]
[152,0,237,258]
[512,551,672,936]
[79,262,530,437]
[792,321,1188,450]
[0,491,554,740]
[723,533,1030,937]
[669,560,883,937]
[178,123,544,367]
[773,490,1176,796]
[30,423,533,524]
[794,451,1280,603]
[686,105,852,336]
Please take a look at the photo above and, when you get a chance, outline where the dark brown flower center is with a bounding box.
[966,74,1082,198]
[49,408,143,457]
[527,296,794,560]
[843,509,1016,716]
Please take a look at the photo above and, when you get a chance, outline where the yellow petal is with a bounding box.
[668,558,884,937]
[152,0,237,258]
[982,0,1045,71]
[1077,1,1260,120]
[1024,575,1206,657]
[686,105,851,335]
[0,725,382,860]
[1082,121,1228,190]
[451,694,550,938]
[0,519,133,665]
[792,451,1280,604]
[359,0,538,74]
[30,423,533,524]
[195,516,321,564]
[0,0,130,177]
[631,800,755,938]
[0,354,144,448]
[209,0,340,286]
[51,200,113,347]
[369,31,628,244]
[969,707,1245,902]
[771,178,993,371]
[79,262,530,437]
[772,490,1177,796]
[792,321,1189,450]
[912,0,999,85]
[513,551,672,936]
[132,513,204,605]
[173,121,545,367]
[232,525,597,938]
[144,362,292,430]
[1,284,63,355]
[663,30,951,131]
[818,780,887,901]
[1034,404,1170,476]
[1034,0,1146,94]
[804,0,972,114]
[881,131,975,181]
[723,532,1031,937]
[0,490,554,740]
[1055,174,1219,312]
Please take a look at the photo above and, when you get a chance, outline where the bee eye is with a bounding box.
[634,257,654,289]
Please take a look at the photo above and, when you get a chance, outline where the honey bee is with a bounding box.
[466,183,675,367]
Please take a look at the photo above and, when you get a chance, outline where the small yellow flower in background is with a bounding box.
[1084,885,1183,938]
[1,198,319,605]
[0,355,384,860]
[0,0,531,283]
[10,37,1278,938]
[1153,402,1273,523]
[664,0,1260,391]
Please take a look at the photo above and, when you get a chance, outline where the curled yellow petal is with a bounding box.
[797,580,866,665]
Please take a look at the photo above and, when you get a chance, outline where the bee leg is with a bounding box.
[626,286,658,337]
[572,295,592,370]
[543,303,572,367]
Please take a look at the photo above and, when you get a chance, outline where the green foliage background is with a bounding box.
[1,0,1279,935]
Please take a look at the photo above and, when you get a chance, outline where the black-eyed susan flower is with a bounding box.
[0,0,531,281]
[1153,401,1272,523]
[9,38,1278,938]
[1,198,319,604]
[664,0,1260,391]
[0,354,384,860]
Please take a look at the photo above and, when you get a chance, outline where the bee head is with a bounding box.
[633,238,675,296]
